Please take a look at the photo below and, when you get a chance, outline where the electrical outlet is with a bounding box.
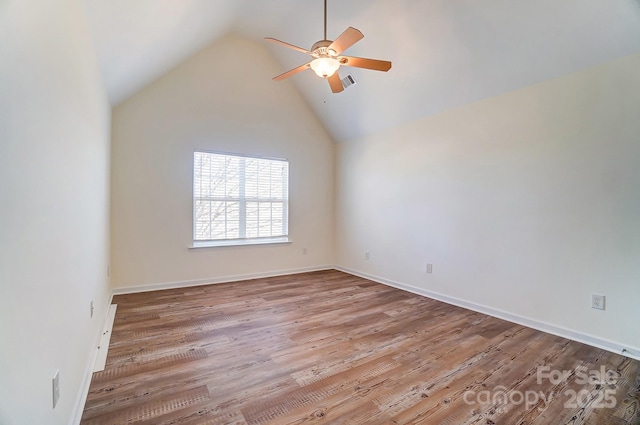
[90,300,94,318]
[592,294,605,310]
[365,251,370,260]
[426,263,433,274]
[52,370,60,409]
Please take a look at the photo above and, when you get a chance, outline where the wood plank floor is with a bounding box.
[81,270,640,425]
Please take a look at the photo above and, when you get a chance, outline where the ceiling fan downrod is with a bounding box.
[324,0,328,41]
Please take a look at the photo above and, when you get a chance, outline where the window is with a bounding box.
[193,151,289,247]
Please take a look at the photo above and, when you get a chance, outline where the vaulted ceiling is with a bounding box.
[84,0,640,142]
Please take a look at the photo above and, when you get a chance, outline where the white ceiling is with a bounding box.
[84,0,640,142]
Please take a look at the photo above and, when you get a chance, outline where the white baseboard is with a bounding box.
[69,296,116,425]
[69,344,97,425]
[93,304,118,372]
[335,266,640,362]
[112,265,333,295]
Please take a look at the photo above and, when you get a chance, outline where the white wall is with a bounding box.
[337,53,640,352]
[0,1,111,424]
[111,35,335,289]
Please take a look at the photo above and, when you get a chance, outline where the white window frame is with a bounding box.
[191,150,290,248]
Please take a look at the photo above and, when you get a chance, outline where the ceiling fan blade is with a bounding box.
[265,37,310,54]
[273,63,311,81]
[328,72,344,93]
[340,56,392,72]
[328,27,363,55]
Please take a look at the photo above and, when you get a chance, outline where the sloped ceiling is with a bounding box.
[84,0,640,142]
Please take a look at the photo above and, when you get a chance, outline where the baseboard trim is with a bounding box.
[111,265,334,295]
[93,304,118,372]
[335,266,640,361]
[69,297,115,425]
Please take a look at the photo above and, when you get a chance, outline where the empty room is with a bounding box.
[1,0,640,424]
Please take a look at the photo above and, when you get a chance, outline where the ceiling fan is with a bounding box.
[265,0,392,93]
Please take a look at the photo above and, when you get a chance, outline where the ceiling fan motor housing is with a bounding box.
[311,40,336,57]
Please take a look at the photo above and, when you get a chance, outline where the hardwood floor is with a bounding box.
[81,270,640,424]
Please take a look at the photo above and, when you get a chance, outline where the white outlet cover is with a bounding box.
[591,294,605,310]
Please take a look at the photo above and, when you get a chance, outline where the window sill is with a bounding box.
[189,237,291,249]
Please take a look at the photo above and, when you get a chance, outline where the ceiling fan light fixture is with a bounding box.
[310,56,340,78]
